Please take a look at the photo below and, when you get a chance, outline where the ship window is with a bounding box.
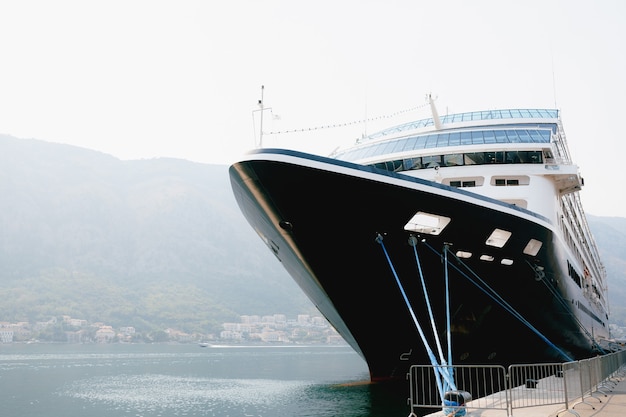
[505,151,521,163]
[445,177,484,187]
[361,145,380,158]
[380,140,399,155]
[494,131,508,143]
[480,254,495,262]
[483,131,496,144]
[335,128,554,162]
[485,151,505,163]
[425,135,438,148]
[501,258,514,265]
[470,131,484,144]
[415,136,428,148]
[402,136,418,151]
[404,211,451,235]
[363,151,544,174]
[422,155,442,168]
[389,139,406,154]
[456,251,472,258]
[506,130,521,143]
[493,176,529,186]
[519,151,543,163]
[464,152,485,165]
[517,130,531,142]
[449,180,477,188]
[403,157,422,170]
[443,154,463,166]
[386,160,403,172]
[523,239,543,256]
[486,228,511,248]
[448,132,460,146]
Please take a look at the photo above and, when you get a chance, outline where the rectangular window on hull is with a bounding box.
[404,212,451,235]
[486,228,512,248]
[450,180,476,187]
[523,239,543,256]
[493,176,530,186]
[445,177,484,188]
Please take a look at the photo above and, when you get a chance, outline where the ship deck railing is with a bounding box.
[407,349,626,417]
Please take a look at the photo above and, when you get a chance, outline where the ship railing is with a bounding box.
[544,156,569,166]
[407,350,626,417]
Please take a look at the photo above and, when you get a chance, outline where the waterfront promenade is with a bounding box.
[422,372,626,417]
[412,352,626,417]
[535,374,626,417]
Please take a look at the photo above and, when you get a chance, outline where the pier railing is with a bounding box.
[408,364,509,415]
[407,350,626,417]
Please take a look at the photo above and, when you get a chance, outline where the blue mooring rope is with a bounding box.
[375,234,456,399]
[421,241,575,362]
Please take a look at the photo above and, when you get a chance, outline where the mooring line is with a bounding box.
[375,234,456,398]
[422,241,574,362]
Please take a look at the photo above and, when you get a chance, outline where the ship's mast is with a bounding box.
[258,85,265,148]
[253,85,272,149]
[428,93,442,130]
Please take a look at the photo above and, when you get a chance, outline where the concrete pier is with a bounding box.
[423,375,626,417]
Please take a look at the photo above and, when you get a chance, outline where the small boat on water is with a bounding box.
[229,95,609,384]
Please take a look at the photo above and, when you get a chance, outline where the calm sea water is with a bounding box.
[0,344,413,417]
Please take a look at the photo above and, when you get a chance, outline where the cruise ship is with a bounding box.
[229,97,609,384]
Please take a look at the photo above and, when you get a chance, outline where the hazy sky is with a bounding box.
[1,1,625,217]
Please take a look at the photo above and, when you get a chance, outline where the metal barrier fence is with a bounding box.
[407,350,626,417]
[407,364,509,416]
[507,363,567,412]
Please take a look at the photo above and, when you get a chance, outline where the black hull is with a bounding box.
[229,149,606,383]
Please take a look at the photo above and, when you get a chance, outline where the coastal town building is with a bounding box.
[0,329,14,343]
[219,314,343,344]
[95,326,116,343]
[0,313,346,345]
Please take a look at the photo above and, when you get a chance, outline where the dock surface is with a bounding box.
[423,373,626,417]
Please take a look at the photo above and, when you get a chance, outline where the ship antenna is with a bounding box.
[252,85,271,148]
[551,51,558,108]
[258,85,265,148]
[428,93,442,130]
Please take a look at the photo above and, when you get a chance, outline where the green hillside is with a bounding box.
[0,134,315,334]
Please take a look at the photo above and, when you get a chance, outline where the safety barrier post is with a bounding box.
[407,364,508,416]
[572,358,600,410]
[508,363,568,416]
[405,351,626,417]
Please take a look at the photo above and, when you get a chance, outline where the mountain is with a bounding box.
[1,134,625,336]
[0,134,315,334]
[586,215,626,327]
